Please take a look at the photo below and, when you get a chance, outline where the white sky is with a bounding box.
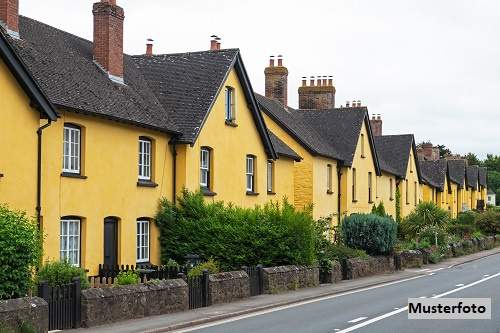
[20,0,499,158]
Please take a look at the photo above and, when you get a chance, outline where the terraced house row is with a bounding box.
[0,0,487,274]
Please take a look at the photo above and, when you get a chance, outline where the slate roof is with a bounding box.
[373,134,414,178]
[479,167,488,187]
[0,29,57,120]
[419,160,447,191]
[447,159,466,188]
[256,94,381,173]
[466,165,479,189]
[268,132,301,161]
[132,49,238,142]
[10,16,179,134]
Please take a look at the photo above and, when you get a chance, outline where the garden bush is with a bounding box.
[371,202,388,217]
[115,271,140,285]
[475,209,500,235]
[400,202,449,243]
[187,259,220,278]
[447,211,477,238]
[0,205,42,299]
[156,190,317,271]
[36,261,89,289]
[341,213,397,255]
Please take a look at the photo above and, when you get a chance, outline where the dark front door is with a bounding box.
[103,218,118,267]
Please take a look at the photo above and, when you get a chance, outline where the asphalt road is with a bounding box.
[177,253,500,333]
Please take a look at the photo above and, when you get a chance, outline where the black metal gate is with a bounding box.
[242,265,263,296]
[188,270,209,309]
[38,278,81,331]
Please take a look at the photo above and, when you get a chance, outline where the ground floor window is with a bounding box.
[137,219,150,263]
[60,218,80,266]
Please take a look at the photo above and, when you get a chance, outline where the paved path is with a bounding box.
[70,247,500,333]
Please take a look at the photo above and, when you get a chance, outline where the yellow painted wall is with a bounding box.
[399,149,420,218]
[0,59,40,216]
[376,172,396,218]
[340,121,377,218]
[41,111,173,275]
[176,69,295,208]
[262,114,338,220]
[447,182,459,218]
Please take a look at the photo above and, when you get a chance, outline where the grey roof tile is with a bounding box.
[419,160,447,191]
[374,135,414,178]
[447,159,466,187]
[478,167,487,187]
[466,165,479,189]
[268,132,301,161]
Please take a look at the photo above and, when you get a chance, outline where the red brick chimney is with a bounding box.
[370,114,382,136]
[210,35,221,50]
[264,55,288,106]
[146,38,153,56]
[93,0,125,84]
[0,0,19,38]
[298,74,336,110]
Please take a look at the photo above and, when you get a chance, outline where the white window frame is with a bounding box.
[327,164,333,193]
[138,138,152,181]
[60,219,80,266]
[267,161,274,193]
[225,87,235,121]
[136,220,150,263]
[368,172,373,202]
[246,156,255,192]
[200,148,210,188]
[62,125,81,174]
[352,168,357,201]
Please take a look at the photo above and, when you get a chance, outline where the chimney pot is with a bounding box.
[269,56,275,67]
[301,77,307,86]
[322,77,328,86]
[310,76,315,86]
[264,55,288,106]
[317,78,322,86]
[277,55,283,67]
[346,101,350,107]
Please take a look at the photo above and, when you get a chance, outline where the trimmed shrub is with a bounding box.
[475,210,500,235]
[115,271,140,285]
[187,259,220,278]
[36,261,89,289]
[371,202,388,217]
[156,190,316,271]
[341,214,397,255]
[0,205,42,299]
[447,211,477,238]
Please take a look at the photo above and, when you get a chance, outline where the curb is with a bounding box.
[145,247,500,333]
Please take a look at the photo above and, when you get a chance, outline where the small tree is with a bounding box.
[0,205,42,299]
[371,202,387,217]
[400,202,449,245]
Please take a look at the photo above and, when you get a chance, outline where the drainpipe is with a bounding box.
[337,166,342,225]
[36,120,52,230]
[171,140,177,205]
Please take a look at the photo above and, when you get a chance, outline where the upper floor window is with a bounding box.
[410,157,414,173]
[225,87,235,122]
[246,155,255,192]
[136,219,149,263]
[360,134,365,158]
[352,168,357,202]
[138,137,152,181]
[63,124,81,174]
[267,161,274,193]
[414,181,418,205]
[200,148,211,189]
[327,164,333,194]
[406,179,410,204]
[60,218,80,266]
[390,178,394,200]
[368,172,373,203]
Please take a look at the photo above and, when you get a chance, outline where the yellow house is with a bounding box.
[0,30,58,219]
[465,165,480,210]
[419,160,449,211]
[478,167,488,207]
[447,159,467,217]
[1,0,295,275]
[374,135,422,219]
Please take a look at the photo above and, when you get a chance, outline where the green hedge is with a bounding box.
[341,213,397,255]
[36,261,89,290]
[155,190,316,271]
[475,209,500,235]
[0,205,42,300]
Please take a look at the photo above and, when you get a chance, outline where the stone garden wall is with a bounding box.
[0,297,48,333]
[209,271,250,305]
[343,256,395,280]
[262,265,319,294]
[80,279,188,327]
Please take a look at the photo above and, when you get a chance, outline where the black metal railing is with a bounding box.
[96,264,180,282]
[242,265,264,296]
[38,278,81,331]
[188,269,209,309]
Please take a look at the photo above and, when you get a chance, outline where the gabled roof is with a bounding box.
[479,167,488,187]
[133,51,276,159]
[447,159,466,188]
[466,165,479,189]
[0,28,57,121]
[419,160,447,191]
[9,16,179,134]
[374,134,421,180]
[256,94,381,174]
[268,132,301,161]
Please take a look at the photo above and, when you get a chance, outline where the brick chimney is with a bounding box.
[146,38,153,56]
[93,0,125,84]
[370,114,382,136]
[298,74,336,110]
[0,0,19,38]
[264,55,288,106]
[210,35,221,50]
[417,143,440,161]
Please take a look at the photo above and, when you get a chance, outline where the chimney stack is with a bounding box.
[264,54,288,106]
[417,143,440,161]
[210,35,221,50]
[146,38,153,56]
[0,0,19,38]
[298,74,336,110]
[370,113,382,136]
[93,0,125,84]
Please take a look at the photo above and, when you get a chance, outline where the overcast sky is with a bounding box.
[21,0,499,158]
